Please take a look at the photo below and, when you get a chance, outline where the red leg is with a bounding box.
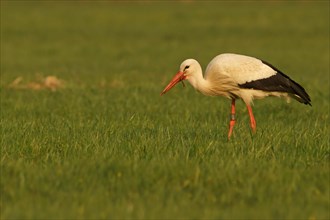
[246,105,256,133]
[228,99,236,139]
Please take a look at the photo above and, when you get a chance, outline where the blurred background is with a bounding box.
[1,1,329,219]
[2,1,328,92]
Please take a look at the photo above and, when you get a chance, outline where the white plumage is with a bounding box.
[206,54,276,84]
[161,53,311,139]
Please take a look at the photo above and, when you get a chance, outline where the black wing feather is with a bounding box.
[239,60,311,105]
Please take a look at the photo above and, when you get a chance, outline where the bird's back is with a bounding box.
[205,53,277,84]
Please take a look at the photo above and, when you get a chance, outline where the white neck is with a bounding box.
[186,68,212,96]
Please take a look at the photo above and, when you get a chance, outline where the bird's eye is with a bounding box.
[184,65,190,71]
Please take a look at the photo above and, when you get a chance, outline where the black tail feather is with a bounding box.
[239,59,311,106]
[287,78,311,105]
[261,60,311,106]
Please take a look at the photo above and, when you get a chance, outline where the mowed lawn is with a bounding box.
[1,1,329,219]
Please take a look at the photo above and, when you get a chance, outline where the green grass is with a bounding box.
[1,1,329,219]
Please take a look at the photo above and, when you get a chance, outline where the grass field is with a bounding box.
[1,1,329,219]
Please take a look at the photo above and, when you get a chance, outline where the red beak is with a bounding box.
[161,71,186,96]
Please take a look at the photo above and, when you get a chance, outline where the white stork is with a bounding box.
[161,53,311,139]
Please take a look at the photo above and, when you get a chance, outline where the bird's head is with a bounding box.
[161,59,201,95]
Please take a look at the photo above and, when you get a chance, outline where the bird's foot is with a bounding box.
[250,121,256,134]
[228,117,236,140]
